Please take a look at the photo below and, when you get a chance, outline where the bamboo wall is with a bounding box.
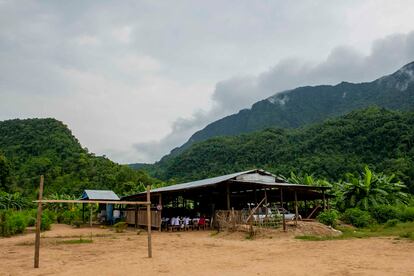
[125,209,161,228]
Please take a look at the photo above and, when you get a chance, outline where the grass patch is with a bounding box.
[295,221,414,241]
[42,233,112,239]
[210,230,219,237]
[398,231,414,241]
[57,238,93,244]
[295,235,337,241]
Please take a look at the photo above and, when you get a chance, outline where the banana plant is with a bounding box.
[0,192,29,210]
[338,166,408,210]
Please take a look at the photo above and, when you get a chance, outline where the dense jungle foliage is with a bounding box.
[0,118,161,198]
[148,107,414,193]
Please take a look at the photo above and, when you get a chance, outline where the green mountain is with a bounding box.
[0,118,159,197]
[148,107,414,193]
[165,61,414,160]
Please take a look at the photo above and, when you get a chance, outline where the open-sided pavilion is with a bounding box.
[123,169,332,230]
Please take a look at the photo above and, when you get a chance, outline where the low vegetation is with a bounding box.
[58,236,93,244]
[295,221,414,241]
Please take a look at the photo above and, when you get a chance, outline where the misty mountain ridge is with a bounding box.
[147,107,414,193]
[157,61,414,163]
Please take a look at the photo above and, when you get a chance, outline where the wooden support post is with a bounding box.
[280,188,286,232]
[146,185,152,258]
[89,204,93,227]
[226,184,230,210]
[158,194,162,232]
[264,189,268,217]
[322,190,326,211]
[135,205,138,229]
[254,188,257,205]
[82,203,85,223]
[304,200,307,216]
[34,175,44,268]
[294,191,299,226]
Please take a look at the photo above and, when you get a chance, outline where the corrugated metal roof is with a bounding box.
[230,179,330,190]
[144,169,275,193]
[81,190,120,201]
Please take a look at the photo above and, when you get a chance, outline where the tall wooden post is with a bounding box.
[280,188,286,232]
[294,191,299,226]
[226,184,231,210]
[322,190,326,211]
[254,188,257,205]
[82,203,85,223]
[264,189,268,217]
[146,185,152,258]
[34,175,44,268]
[134,205,138,229]
[158,194,162,232]
[89,204,93,227]
[304,200,307,216]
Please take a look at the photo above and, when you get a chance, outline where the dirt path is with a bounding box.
[1,224,413,276]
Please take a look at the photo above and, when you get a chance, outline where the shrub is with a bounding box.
[0,210,28,236]
[26,216,36,227]
[384,219,399,228]
[113,221,128,233]
[317,210,339,227]
[398,206,414,222]
[40,210,55,231]
[59,210,80,225]
[370,205,399,224]
[41,215,52,231]
[341,208,373,228]
[8,212,27,234]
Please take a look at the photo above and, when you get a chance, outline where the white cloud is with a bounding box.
[1,1,414,163]
[143,31,414,163]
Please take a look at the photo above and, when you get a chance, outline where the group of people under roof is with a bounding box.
[161,215,210,231]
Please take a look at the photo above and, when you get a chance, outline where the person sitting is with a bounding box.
[172,216,180,231]
[198,216,206,230]
[169,217,176,231]
[161,217,169,231]
[183,216,191,230]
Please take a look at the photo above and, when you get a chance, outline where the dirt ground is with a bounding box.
[1,224,413,276]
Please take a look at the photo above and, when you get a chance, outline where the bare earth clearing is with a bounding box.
[1,224,413,276]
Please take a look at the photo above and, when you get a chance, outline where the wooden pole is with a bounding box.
[254,188,257,205]
[34,175,44,268]
[82,203,85,223]
[146,185,152,258]
[304,200,307,216]
[158,194,162,232]
[322,190,326,211]
[226,184,230,210]
[134,205,138,229]
[89,204,93,227]
[264,189,268,217]
[280,188,286,232]
[294,191,299,226]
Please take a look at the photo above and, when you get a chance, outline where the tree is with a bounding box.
[337,166,408,210]
[0,154,12,192]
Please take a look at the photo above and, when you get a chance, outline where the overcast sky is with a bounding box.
[1,1,414,163]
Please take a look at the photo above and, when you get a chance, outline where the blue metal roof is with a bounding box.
[81,190,120,201]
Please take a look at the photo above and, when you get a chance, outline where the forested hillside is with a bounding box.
[148,107,414,192]
[164,61,414,159]
[0,118,160,197]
